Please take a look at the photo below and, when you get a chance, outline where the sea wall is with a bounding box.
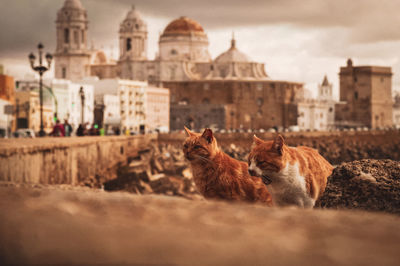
[0,135,155,186]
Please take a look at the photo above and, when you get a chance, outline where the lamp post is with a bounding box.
[28,43,52,137]
[79,86,85,124]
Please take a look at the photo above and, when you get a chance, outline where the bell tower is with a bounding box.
[318,75,333,101]
[54,0,91,80]
[119,6,148,60]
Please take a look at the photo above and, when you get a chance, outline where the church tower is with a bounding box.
[318,75,333,101]
[119,6,148,60]
[54,0,91,80]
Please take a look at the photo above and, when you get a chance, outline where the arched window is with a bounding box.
[127,38,132,51]
[64,28,69,43]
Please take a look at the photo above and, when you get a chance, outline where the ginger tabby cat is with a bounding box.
[183,127,272,206]
[248,134,333,208]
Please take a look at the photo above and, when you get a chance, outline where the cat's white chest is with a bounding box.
[251,161,314,208]
[270,163,315,208]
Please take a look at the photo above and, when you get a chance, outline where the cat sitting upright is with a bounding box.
[248,134,333,208]
[183,127,272,206]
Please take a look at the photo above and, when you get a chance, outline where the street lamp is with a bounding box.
[28,43,52,137]
[79,86,85,124]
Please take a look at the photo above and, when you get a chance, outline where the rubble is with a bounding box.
[103,143,199,199]
[315,159,400,215]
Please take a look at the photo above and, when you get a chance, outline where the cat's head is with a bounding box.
[247,134,286,185]
[183,127,219,162]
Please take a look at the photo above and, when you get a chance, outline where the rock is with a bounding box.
[315,159,400,215]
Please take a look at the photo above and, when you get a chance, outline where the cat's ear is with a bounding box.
[184,126,195,136]
[253,135,264,146]
[273,134,285,155]
[201,128,214,144]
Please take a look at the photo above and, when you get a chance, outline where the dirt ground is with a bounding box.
[316,159,400,214]
[1,184,400,265]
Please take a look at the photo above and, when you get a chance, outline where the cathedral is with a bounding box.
[54,0,304,131]
[54,0,269,84]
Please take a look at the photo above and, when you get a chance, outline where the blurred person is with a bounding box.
[76,124,86,136]
[51,119,65,137]
[63,119,73,137]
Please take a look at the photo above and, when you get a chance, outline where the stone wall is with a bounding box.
[0,135,155,186]
[159,130,400,165]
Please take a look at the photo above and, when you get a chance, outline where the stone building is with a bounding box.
[82,78,147,133]
[146,86,170,133]
[16,79,95,132]
[54,0,91,80]
[335,59,393,129]
[297,75,336,131]
[14,91,53,133]
[167,80,302,131]
[54,0,303,131]
[393,93,400,127]
[0,74,15,135]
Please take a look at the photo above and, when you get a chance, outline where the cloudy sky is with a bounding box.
[1,0,400,98]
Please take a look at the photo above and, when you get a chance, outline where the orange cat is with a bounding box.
[183,127,272,205]
[248,134,333,208]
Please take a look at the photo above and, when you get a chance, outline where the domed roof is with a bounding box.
[215,37,250,63]
[63,0,84,9]
[126,5,142,20]
[163,16,205,36]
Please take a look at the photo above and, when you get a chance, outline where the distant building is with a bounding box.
[393,93,400,127]
[54,0,91,80]
[16,79,95,131]
[166,80,302,131]
[14,90,53,133]
[50,79,95,129]
[146,86,170,132]
[335,59,393,129]
[82,78,147,133]
[0,73,15,135]
[0,74,14,103]
[54,0,303,131]
[171,104,233,132]
[297,75,336,131]
[93,94,120,131]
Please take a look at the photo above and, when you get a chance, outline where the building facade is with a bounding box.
[82,78,147,133]
[297,76,336,131]
[167,80,302,131]
[393,93,400,127]
[54,0,303,131]
[54,0,91,80]
[335,59,393,129]
[0,74,15,134]
[14,91,53,133]
[146,86,170,132]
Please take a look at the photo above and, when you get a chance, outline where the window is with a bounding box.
[329,107,333,112]
[354,91,358,100]
[62,67,67,79]
[127,38,132,51]
[171,49,177,55]
[74,30,79,44]
[64,28,69,43]
[257,98,264,106]
[202,98,210,104]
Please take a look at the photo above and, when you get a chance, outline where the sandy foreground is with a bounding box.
[0,184,399,265]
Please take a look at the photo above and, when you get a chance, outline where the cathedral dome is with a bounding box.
[162,16,205,36]
[126,5,143,20]
[63,0,84,9]
[215,37,250,63]
[120,5,147,33]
